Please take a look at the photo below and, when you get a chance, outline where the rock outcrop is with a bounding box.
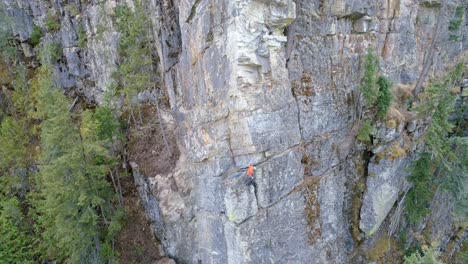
[2,0,466,263]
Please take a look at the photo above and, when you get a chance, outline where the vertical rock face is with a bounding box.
[160,0,465,263]
[162,1,315,262]
[3,0,466,263]
[3,0,119,102]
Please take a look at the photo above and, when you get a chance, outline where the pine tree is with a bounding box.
[0,198,35,263]
[0,117,29,198]
[405,153,433,225]
[11,64,32,114]
[115,2,153,110]
[0,35,41,261]
[0,115,36,261]
[376,76,393,118]
[359,48,379,106]
[36,65,116,263]
[405,63,465,225]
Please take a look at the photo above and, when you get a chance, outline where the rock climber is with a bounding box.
[228,165,256,187]
[245,165,256,187]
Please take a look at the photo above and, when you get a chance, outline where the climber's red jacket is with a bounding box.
[247,165,254,177]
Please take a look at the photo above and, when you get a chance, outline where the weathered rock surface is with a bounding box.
[224,172,258,224]
[360,156,410,236]
[3,0,466,263]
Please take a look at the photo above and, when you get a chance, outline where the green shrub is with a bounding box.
[40,42,63,63]
[359,48,379,105]
[448,6,464,41]
[357,120,373,142]
[449,34,462,41]
[50,42,63,61]
[66,3,81,17]
[376,76,393,118]
[45,11,60,32]
[448,6,464,31]
[404,246,443,264]
[30,26,42,46]
[77,25,87,48]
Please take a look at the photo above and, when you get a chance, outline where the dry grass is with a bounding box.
[367,236,403,263]
[386,107,408,126]
[375,143,407,163]
[449,237,468,264]
[394,84,414,105]
[385,119,397,128]
[304,180,321,244]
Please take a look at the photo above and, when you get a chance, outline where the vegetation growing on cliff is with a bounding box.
[448,5,465,41]
[77,25,88,49]
[357,49,394,143]
[376,76,393,118]
[45,10,60,32]
[357,120,373,143]
[115,2,154,115]
[359,48,379,106]
[0,41,40,261]
[405,63,465,224]
[405,153,433,225]
[404,246,444,264]
[359,48,394,117]
[30,26,43,47]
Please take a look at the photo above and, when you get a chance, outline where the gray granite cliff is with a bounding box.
[3,0,466,263]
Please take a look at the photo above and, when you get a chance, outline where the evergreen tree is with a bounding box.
[0,198,35,263]
[0,25,41,260]
[376,76,393,118]
[0,117,29,198]
[11,64,38,117]
[36,65,116,263]
[405,153,433,225]
[0,116,39,263]
[115,2,153,109]
[405,63,465,225]
[359,48,379,106]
